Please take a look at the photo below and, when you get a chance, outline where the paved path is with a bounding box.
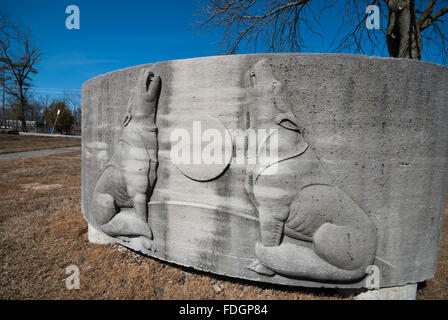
[0,146,81,162]
[19,132,81,139]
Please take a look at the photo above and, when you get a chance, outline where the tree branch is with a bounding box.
[196,0,315,53]
[418,0,437,26]
[419,4,448,31]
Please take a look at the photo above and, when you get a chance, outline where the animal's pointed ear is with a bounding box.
[275,112,300,131]
[145,71,155,92]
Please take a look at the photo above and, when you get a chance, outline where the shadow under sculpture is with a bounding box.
[244,60,377,282]
[91,69,160,251]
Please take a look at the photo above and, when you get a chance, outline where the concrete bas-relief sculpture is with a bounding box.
[245,60,377,281]
[82,53,448,291]
[90,69,160,252]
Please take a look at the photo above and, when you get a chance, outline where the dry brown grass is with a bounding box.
[416,199,448,299]
[0,134,80,154]
[0,141,446,299]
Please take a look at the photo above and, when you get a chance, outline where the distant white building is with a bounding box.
[5,120,44,132]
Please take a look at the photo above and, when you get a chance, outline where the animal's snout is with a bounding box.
[148,75,161,93]
[145,71,155,90]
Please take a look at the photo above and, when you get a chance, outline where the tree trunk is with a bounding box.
[386,0,422,59]
[19,96,27,132]
[16,82,27,132]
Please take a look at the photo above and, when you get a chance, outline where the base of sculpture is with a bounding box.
[354,284,417,300]
[88,224,115,245]
[85,228,419,300]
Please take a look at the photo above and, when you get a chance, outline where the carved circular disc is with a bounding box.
[170,114,233,181]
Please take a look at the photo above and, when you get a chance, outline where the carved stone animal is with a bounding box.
[91,69,160,248]
[245,60,377,282]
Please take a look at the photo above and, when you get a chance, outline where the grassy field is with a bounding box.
[0,134,80,154]
[0,137,446,299]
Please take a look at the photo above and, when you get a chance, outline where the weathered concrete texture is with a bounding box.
[355,284,417,300]
[89,69,160,244]
[87,224,115,245]
[82,53,448,289]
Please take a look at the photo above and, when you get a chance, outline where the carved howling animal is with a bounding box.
[244,59,377,282]
[91,69,160,250]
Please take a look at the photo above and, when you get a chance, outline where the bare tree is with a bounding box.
[197,0,448,61]
[43,100,74,135]
[0,13,41,131]
[39,95,52,110]
[62,93,81,133]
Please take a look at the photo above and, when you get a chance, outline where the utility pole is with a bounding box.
[51,109,60,135]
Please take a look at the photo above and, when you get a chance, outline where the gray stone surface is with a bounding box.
[244,60,377,282]
[82,53,448,289]
[89,69,159,247]
[355,283,417,300]
[87,224,116,245]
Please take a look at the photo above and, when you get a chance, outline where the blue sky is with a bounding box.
[2,0,447,102]
[3,0,222,100]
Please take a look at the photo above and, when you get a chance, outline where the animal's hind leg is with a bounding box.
[255,241,366,282]
[99,209,153,240]
[313,222,376,272]
[93,191,153,240]
[93,192,116,226]
[254,221,374,281]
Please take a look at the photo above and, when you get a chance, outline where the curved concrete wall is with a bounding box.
[82,53,448,288]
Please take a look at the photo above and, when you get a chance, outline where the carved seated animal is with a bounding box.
[245,60,377,282]
[91,69,160,249]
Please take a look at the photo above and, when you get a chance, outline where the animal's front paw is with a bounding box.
[248,259,275,277]
[144,226,153,240]
[117,236,131,243]
[140,236,157,252]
